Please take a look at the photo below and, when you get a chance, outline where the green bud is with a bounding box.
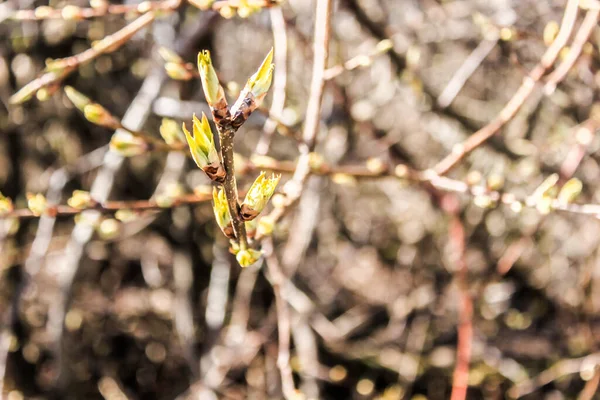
[67,190,95,209]
[246,48,274,103]
[197,50,225,107]
[212,187,234,238]
[558,178,583,204]
[109,131,148,157]
[27,193,47,216]
[240,171,281,221]
[183,113,225,182]
[236,248,262,268]
[0,192,14,214]
[159,118,185,146]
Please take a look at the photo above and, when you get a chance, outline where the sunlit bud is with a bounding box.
[197,50,226,107]
[246,48,274,103]
[213,187,234,238]
[109,131,148,157]
[97,218,120,240]
[27,193,47,216]
[0,192,14,214]
[487,174,505,191]
[510,201,523,213]
[64,86,91,110]
[158,47,184,64]
[466,170,482,186]
[543,21,559,47]
[182,113,225,182]
[90,0,108,10]
[165,62,194,81]
[34,6,53,19]
[241,172,281,221]
[219,5,235,19]
[115,209,137,222]
[308,152,326,171]
[332,173,357,186]
[257,216,275,237]
[558,178,583,204]
[187,0,213,10]
[84,104,119,129]
[237,1,260,18]
[376,39,394,53]
[156,183,185,208]
[245,218,258,239]
[366,157,386,174]
[159,118,185,146]
[236,248,262,268]
[36,88,51,102]
[61,5,81,20]
[137,1,152,13]
[535,196,553,215]
[473,194,493,209]
[67,190,96,209]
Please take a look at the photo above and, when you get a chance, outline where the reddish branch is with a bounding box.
[432,0,581,176]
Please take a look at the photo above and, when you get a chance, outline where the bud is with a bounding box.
[197,50,226,108]
[67,190,96,209]
[558,178,583,204]
[158,47,184,64]
[98,218,120,240]
[240,172,281,221]
[61,5,81,20]
[109,131,148,157]
[257,216,275,237]
[27,193,47,216]
[159,118,185,146]
[219,5,235,19]
[64,86,91,110]
[165,62,194,81]
[531,174,559,201]
[115,209,137,222]
[156,183,185,208]
[182,113,225,182]
[0,192,13,214]
[245,218,258,239]
[236,248,262,268]
[213,187,234,238]
[84,104,120,129]
[9,80,39,104]
[247,48,274,103]
[34,6,53,19]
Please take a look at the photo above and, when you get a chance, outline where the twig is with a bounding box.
[544,8,600,95]
[263,238,297,399]
[578,366,600,400]
[322,39,393,81]
[509,353,600,398]
[431,0,580,176]
[9,7,177,104]
[255,6,289,156]
[437,37,498,108]
[255,0,333,241]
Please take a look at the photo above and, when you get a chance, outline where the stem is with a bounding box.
[219,127,248,250]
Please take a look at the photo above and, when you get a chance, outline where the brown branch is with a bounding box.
[9,4,182,104]
[431,0,580,176]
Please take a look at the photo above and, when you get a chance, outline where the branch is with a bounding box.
[431,0,581,176]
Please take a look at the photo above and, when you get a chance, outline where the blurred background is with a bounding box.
[1,0,600,399]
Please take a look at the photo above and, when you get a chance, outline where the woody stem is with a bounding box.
[219,126,248,250]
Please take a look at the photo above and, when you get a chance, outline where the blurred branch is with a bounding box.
[255,6,289,156]
[437,37,498,109]
[431,0,581,176]
[544,7,600,95]
[263,238,297,399]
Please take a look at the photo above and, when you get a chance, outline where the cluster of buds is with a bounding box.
[27,193,48,216]
[182,113,225,182]
[65,86,120,129]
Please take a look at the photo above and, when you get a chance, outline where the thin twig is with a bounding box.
[255,0,333,241]
[437,37,498,108]
[544,8,600,95]
[263,238,297,399]
[255,6,289,156]
[431,0,580,176]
